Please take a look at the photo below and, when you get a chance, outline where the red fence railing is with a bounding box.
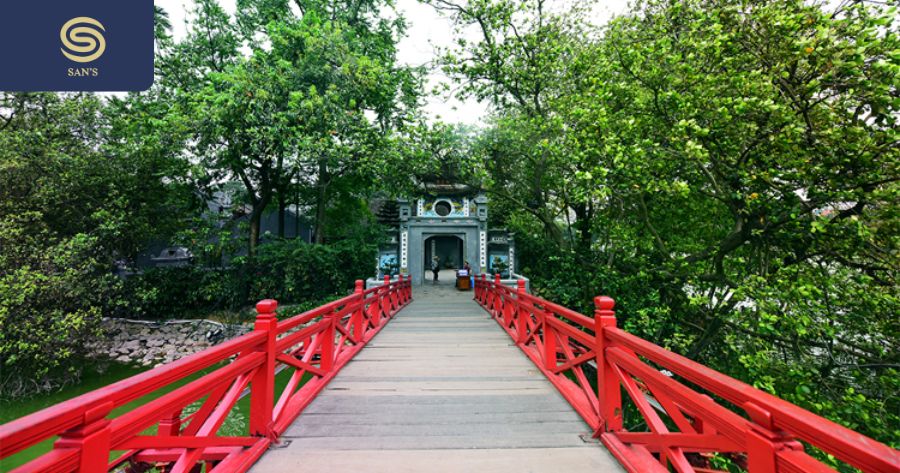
[0,275,412,473]
[474,274,899,473]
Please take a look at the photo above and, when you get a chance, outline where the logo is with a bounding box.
[1,0,153,91]
[60,17,106,63]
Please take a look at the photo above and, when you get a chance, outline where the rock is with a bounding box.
[91,318,255,367]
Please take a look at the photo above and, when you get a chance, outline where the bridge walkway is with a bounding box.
[250,283,623,472]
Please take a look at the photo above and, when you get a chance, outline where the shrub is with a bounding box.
[0,230,116,397]
[122,266,242,318]
[122,238,377,320]
[244,237,377,304]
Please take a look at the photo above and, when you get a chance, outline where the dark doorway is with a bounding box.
[424,235,464,275]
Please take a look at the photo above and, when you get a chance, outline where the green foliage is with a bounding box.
[0,0,427,396]
[440,0,900,451]
[0,0,892,461]
[243,237,377,303]
[161,0,423,250]
[0,231,113,396]
[0,92,193,396]
[122,267,242,318]
[123,238,377,320]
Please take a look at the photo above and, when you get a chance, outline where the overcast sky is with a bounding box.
[154,0,630,126]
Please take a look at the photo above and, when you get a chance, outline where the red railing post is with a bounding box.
[54,402,112,473]
[320,307,336,373]
[159,409,183,436]
[493,274,501,315]
[389,275,400,311]
[543,318,557,371]
[250,299,278,438]
[745,402,797,473]
[595,296,622,433]
[487,276,494,313]
[516,279,527,344]
[353,280,365,340]
[383,274,392,316]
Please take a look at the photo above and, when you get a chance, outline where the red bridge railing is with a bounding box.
[0,275,412,473]
[474,274,899,473]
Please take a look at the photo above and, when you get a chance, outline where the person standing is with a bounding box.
[431,256,440,283]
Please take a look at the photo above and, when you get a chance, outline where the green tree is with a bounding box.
[0,91,194,394]
[430,0,594,245]
[265,4,420,243]
[166,0,422,250]
[439,0,900,450]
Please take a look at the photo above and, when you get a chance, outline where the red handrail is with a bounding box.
[473,274,900,473]
[0,275,413,473]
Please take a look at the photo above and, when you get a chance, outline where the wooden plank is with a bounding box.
[270,433,592,450]
[250,286,624,472]
[294,410,584,425]
[252,447,616,473]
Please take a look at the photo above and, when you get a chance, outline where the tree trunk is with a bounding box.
[249,207,262,256]
[248,186,272,256]
[313,158,329,244]
[573,201,593,254]
[295,186,301,240]
[277,187,287,239]
[536,209,565,247]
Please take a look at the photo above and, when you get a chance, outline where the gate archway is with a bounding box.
[423,235,464,283]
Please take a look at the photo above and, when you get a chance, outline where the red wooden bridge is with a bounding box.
[1,275,898,473]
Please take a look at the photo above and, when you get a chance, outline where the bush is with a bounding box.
[0,234,374,399]
[242,237,377,305]
[0,229,117,397]
[123,238,377,320]
[122,266,242,318]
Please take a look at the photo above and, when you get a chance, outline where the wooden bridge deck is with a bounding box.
[251,284,623,472]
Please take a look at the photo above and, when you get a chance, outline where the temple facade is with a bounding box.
[376,184,516,286]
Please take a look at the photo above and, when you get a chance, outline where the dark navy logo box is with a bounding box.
[0,0,154,91]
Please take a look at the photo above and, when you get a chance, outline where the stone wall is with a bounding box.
[89,318,252,367]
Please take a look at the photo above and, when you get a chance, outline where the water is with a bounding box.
[0,362,147,426]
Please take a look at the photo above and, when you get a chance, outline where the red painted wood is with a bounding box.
[249,300,277,439]
[595,296,622,433]
[474,278,900,473]
[0,277,412,473]
[6,273,896,473]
